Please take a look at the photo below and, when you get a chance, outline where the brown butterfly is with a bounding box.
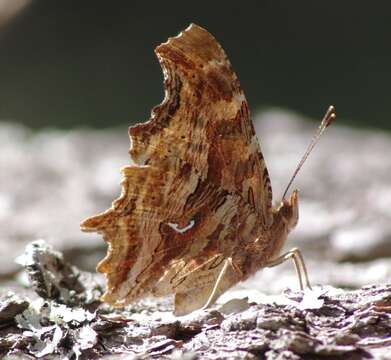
[80,24,335,315]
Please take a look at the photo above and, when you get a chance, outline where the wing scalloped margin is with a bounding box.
[80,23,273,308]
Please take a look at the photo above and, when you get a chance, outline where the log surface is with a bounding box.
[1,240,390,359]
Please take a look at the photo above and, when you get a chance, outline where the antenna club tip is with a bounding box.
[324,105,336,127]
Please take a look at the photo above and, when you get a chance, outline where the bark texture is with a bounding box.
[1,240,390,359]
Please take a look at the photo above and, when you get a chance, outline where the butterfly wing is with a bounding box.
[165,254,241,316]
[80,24,273,311]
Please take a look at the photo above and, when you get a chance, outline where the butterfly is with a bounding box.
[80,23,335,315]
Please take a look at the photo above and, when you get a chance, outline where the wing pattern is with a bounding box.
[81,24,273,313]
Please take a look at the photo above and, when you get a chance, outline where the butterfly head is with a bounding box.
[275,189,299,233]
[265,189,299,260]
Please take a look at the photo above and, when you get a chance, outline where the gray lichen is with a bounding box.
[1,240,390,359]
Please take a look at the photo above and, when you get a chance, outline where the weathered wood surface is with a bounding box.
[1,240,390,359]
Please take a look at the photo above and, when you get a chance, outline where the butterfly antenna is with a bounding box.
[282,105,336,201]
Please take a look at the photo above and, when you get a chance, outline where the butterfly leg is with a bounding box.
[201,258,230,310]
[173,254,240,315]
[171,253,223,286]
[264,247,312,290]
[202,257,242,310]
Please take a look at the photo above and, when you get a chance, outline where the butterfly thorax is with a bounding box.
[233,190,299,279]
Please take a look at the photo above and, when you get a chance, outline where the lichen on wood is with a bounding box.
[1,240,390,359]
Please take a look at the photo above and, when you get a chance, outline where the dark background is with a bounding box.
[0,0,390,129]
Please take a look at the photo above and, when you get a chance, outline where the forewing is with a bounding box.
[80,24,273,308]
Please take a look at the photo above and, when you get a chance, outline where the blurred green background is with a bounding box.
[0,0,390,129]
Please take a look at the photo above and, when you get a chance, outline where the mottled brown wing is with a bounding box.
[80,23,273,310]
